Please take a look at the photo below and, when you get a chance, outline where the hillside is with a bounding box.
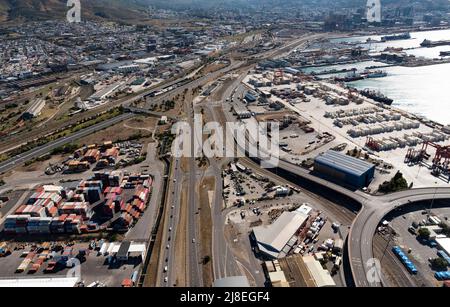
[0,0,151,23]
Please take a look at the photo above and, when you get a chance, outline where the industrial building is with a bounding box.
[232,104,252,119]
[252,211,309,259]
[436,237,450,258]
[0,277,80,287]
[302,255,336,287]
[213,276,250,287]
[265,254,336,287]
[113,241,147,262]
[88,82,122,102]
[22,98,45,120]
[314,150,375,189]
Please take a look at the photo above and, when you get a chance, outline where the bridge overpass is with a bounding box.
[271,159,450,287]
[222,104,450,287]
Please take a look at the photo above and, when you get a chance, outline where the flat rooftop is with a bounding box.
[315,150,375,177]
[253,211,308,258]
[278,255,316,287]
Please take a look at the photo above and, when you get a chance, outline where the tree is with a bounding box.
[418,228,431,240]
[430,257,448,271]
[439,222,450,236]
[202,255,211,265]
[378,171,408,193]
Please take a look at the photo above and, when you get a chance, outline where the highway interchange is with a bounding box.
[1,32,450,287]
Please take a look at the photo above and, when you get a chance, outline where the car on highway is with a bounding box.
[192,239,196,243]
[164,266,168,272]
[164,277,168,283]
[166,244,170,249]
[169,227,172,232]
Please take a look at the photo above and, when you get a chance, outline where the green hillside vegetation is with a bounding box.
[0,0,150,23]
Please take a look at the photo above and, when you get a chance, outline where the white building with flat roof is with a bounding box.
[436,237,450,256]
[252,211,309,259]
[0,277,80,287]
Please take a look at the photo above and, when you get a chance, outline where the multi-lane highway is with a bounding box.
[3,31,447,288]
[218,62,450,287]
[202,71,254,283]
[158,158,183,286]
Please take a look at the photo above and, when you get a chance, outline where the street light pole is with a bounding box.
[381,226,395,263]
[429,182,438,215]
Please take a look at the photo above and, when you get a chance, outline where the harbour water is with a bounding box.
[324,28,450,125]
[348,63,450,125]
[331,28,450,59]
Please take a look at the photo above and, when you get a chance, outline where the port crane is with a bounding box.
[405,141,450,181]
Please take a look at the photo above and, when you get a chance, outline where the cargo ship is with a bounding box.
[363,70,388,79]
[381,32,411,42]
[335,71,363,82]
[421,39,450,48]
[440,51,450,57]
[360,89,394,105]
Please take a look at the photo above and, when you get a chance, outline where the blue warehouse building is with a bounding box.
[314,151,375,189]
[244,92,257,103]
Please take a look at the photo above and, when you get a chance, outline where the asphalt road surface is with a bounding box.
[220,67,450,287]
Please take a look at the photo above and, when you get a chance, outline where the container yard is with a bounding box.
[240,67,450,188]
[1,171,153,237]
[0,240,144,287]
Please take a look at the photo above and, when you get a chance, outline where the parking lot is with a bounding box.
[383,201,450,286]
[0,241,140,287]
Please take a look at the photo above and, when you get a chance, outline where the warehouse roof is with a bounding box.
[0,277,80,287]
[214,276,250,287]
[24,98,45,117]
[116,241,131,259]
[303,255,336,287]
[436,237,450,256]
[314,150,375,177]
[253,211,308,259]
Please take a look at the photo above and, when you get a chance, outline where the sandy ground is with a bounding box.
[198,176,214,286]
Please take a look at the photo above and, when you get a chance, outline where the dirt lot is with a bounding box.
[77,116,157,147]
[198,176,214,287]
[255,111,303,123]
[199,62,228,76]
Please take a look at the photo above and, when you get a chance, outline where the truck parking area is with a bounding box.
[379,201,450,287]
[0,241,141,287]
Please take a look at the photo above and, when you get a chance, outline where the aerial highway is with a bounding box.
[219,66,450,287]
[349,187,450,287]
[202,71,257,283]
[158,157,184,287]
[4,31,447,288]
[186,81,203,287]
